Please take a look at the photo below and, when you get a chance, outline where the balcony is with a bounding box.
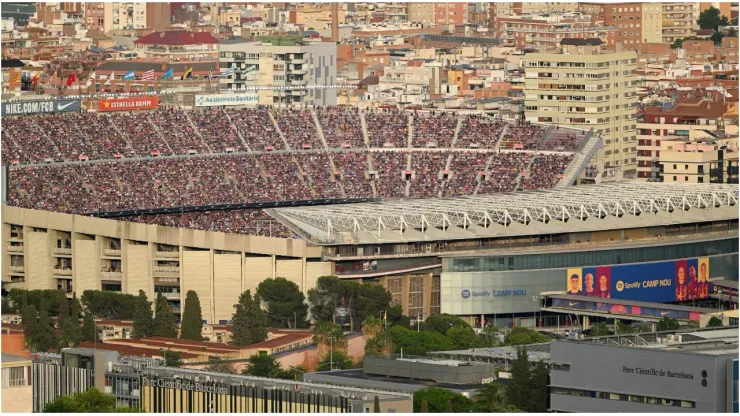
[289,68,307,75]
[53,247,72,255]
[156,251,179,258]
[158,292,181,300]
[7,246,23,253]
[153,266,180,274]
[4,281,25,290]
[101,271,122,280]
[9,266,24,273]
[104,249,121,257]
[53,268,73,276]
[289,58,305,65]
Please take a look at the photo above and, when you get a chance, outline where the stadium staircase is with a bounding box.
[184,111,214,154]
[473,154,496,195]
[450,117,463,148]
[556,130,602,188]
[537,126,554,149]
[359,113,378,197]
[32,123,63,157]
[268,111,294,150]
[223,110,253,152]
[359,112,371,147]
[494,124,509,151]
[144,117,175,155]
[405,153,412,198]
[310,109,346,198]
[407,115,414,148]
[513,156,538,191]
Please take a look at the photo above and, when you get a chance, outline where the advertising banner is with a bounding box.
[98,96,159,112]
[565,258,712,303]
[195,93,259,107]
[551,298,702,321]
[1,99,81,115]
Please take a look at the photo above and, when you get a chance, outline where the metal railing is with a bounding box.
[7,246,23,253]
[104,249,122,256]
[156,251,180,258]
[53,247,72,255]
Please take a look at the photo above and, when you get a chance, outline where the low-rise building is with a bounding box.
[660,142,739,184]
[494,13,617,51]
[1,353,32,413]
[134,30,219,60]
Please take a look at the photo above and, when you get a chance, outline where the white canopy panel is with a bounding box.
[267,182,739,245]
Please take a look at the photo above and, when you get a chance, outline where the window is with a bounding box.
[2,366,27,387]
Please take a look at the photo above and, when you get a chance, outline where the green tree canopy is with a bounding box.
[657,316,681,331]
[528,360,549,412]
[256,277,309,328]
[316,350,355,372]
[81,310,100,343]
[374,395,380,413]
[242,353,283,378]
[503,327,550,346]
[385,304,411,328]
[8,289,62,316]
[615,320,633,334]
[698,6,729,30]
[42,387,142,412]
[230,290,268,347]
[422,314,469,335]
[447,325,487,350]
[131,290,154,339]
[180,291,203,341]
[413,387,473,413]
[707,316,723,327]
[307,276,391,331]
[473,382,507,412]
[313,321,347,353]
[160,349,183,367]
[81,290,137,320]
[59,293,82,349]
[365,329,394,356]
[153,293,178,338]
[590,322,612,337]
[389,325,454,356]
[506,347,531,411]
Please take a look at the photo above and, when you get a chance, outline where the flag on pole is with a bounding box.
[220,67,235,78]
[161,68,173,79]
[66,73,77,87]
[12,72,20,83]
[123,70,135,81]
[104,71,114,86]
[31,72,40,85]
[140,69,155,81]
[86,71,96,87]
[181,67,193,80]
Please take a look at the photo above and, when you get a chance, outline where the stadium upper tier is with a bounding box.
[3,107,588,215]
[2,107,586,165]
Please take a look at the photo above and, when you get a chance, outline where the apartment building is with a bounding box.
[84,2,105,31]
[660,143,739,184]
[494,14,617,50]
[407,3,435,25]
[1,205,332,326]
[662,2,699,44]
[218,36,337,106]
[637,100,728,180]
[578,2,663,45]
[102,2,171,32]
[523,39,638,176]
[435,2,467,26]
[133,30,219,60]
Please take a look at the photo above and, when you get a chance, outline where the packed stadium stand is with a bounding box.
[2,106,588,236]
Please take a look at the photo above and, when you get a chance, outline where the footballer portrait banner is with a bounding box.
[566,258,712,303]
[98,96,159,112]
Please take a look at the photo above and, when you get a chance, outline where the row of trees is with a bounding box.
[20,291,99,352]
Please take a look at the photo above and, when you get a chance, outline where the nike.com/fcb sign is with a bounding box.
[1,99,81,115]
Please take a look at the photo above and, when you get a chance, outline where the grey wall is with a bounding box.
[363,356,496,385]
[549,341,733,413]
[441,269,563,315]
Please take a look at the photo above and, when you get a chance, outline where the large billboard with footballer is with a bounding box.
[566,258,712,303]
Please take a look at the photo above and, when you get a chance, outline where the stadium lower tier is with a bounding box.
[7,151,573,214]
[124,210,298,239]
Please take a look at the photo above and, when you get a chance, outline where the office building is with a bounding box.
[32,348,413,413]
[578,2,664,45]
[523,38,639,177]
[218,36,337,106]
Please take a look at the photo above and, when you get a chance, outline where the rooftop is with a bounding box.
[268,182,738,245]
[135,30,218,46]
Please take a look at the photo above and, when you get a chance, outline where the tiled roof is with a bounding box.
[135,31,218,46]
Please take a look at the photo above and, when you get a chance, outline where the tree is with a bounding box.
[528,361,549,412]
[21,305,40,351]
[423,314,469,335]
[180,291,203,341]
[420,400,429,413]
[153,293,178,338]
[256,277,309,328]
[35,308,58,352]
[365,329,394,356]
[698,6,729,30]
[9,289,62,317]
[81,310,100,343]
[373,396,380,413]
[316,350,355,371]
[504,327,550,346]
[389,325,454,356]
[447,325,487,350]
[81,290,137,320]
[657,317,680,331]
[480,326,502,347]
[131,290,154,339]
[307,276,391,331]
[506,347,531,411]
[707,316,723,327]
[589,322,612,337]
[413,387,473,413]
[445,400,453,412]
[473,382,506,412]
[313,321,347,357]
[230,290,268,347]
[361,316,383,338]
[728,27,738,38]
[42,387,141,412]
[385,304,410,328]
[160,349,183,367]
[307,275,347,324]
[242,353,283,378]
[710,31,725,45]
[55,290,70,329]
[59,294,82,349]
[615,320,633,334]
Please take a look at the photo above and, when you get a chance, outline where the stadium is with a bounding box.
[2,99,738,329]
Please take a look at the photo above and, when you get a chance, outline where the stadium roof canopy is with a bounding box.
[267,182,738,245]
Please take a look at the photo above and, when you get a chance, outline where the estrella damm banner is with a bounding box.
[566,258,712,303]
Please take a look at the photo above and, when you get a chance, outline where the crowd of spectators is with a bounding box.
[331,151,373,198]
[442,152,491,197]
[499,120,548,150]
[365,109,409,148]
[125,209,297,238]
[295,153,342,199]
[543,128,584,151]
[456,116,504,149]
[228,107,285,150]
[476,153,529,194]
[409,151,449,198]
[316,106,365,148]
[412,112,457,148]
[273,108,323,149]
[191,108,245,153]
[520,154,572,190]
[372,151,408,198]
